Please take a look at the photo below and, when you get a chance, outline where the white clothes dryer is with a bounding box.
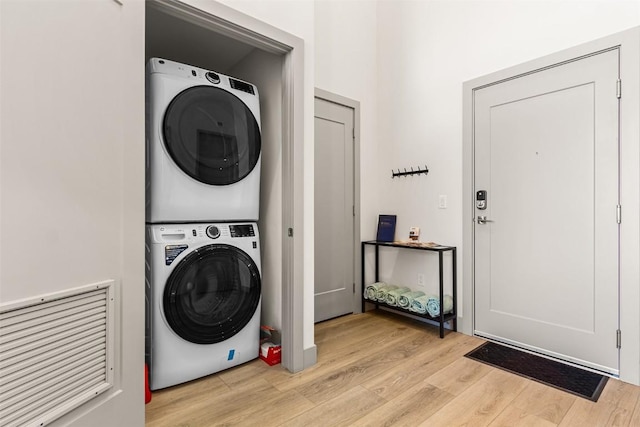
[146,58,262,223]
[145,222,261,390]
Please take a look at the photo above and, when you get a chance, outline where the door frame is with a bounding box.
[314,88,362,315]
[151,0,307,372]
[462,27,640,384]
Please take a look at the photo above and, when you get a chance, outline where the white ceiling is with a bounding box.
[146,6,256,74]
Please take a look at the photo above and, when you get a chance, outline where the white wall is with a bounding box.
[0,1,145,426]
[376,0,640,308]
[314,0,379,250]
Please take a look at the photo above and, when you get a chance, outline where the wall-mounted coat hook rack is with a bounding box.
[392,165,429,178]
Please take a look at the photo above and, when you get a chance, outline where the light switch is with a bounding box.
[438,195,447,209]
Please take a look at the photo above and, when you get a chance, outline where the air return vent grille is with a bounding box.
[0,280,114,427]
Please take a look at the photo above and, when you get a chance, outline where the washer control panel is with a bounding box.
[230,224,255,238]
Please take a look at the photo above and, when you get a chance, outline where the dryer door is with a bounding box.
[163,86,261,186]
[163,244,261,344]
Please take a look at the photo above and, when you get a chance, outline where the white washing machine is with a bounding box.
[145,222,261,390]
[146,58,262,223]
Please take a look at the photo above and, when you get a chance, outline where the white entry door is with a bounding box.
[474,48,620,374]
[314,97,355,322]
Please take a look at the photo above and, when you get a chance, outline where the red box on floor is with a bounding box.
[144,363,152,404]
[260,343,281,366]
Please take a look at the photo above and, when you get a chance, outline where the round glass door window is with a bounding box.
[163,244,261,344]
[163,86,261,186]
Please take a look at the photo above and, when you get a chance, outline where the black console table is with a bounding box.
[361,241,457,338]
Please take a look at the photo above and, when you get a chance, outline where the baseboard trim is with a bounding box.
[303,345,317,369]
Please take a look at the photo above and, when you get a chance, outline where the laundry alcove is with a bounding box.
[145,0,309,372]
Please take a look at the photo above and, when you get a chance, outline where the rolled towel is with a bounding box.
[398,291,425,309]
[425,294,454,317]
[385,286,411,306]
[376,284,399,302]
[410,295,429,314]
[364,282,387,300]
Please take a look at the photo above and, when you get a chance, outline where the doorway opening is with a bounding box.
[146,0,307,372]
[463,27,640,384]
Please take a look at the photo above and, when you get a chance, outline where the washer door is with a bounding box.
[163,244,261,344]
[163,86,261,186]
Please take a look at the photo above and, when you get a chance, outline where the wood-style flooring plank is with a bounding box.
[488,380,576,426]
[598,379,640,426]
[146,378,274,427]
[314,312,387,343]
[294,327,438,404]
[216,359,289,390]
[425,356,492,396]
[314,313,405,358]
[628,390,640,426]
[211,388,315,426]
[362,332,482,400]
[558,378,640,427]
[145,375,231,426]
[351,379,456,426]
[419,369,529,426]
[487,406,558,427]
[272,318,424,394]
[279,385,386,427]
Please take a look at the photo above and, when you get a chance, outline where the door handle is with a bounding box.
[477,216,494,225]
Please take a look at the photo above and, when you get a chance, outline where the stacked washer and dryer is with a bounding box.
[145,58,263,390]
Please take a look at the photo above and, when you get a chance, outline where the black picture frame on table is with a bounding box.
[376,214,397,242]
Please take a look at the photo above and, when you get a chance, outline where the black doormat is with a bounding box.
[465,342,608,401]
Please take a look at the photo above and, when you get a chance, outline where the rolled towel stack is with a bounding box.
[385,286,411,306]
[376,284,399,302]
[425,295,454,317]
[398,291,425,309]
[410,295,429,314]
[364,282,387,300]
[366,283,453,318]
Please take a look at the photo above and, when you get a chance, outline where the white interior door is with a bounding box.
[474,48,620,374]
[314,97,355,322]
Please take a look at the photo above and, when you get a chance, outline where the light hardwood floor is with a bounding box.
[146,310,640,426]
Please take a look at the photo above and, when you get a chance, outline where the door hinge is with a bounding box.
[288,227,293,237]
[616,205,622,224]
[353,205,356,217]
[352,128,355,140]
[616,329,622,349]
[353,283,356,293]
[617,79,622,99]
